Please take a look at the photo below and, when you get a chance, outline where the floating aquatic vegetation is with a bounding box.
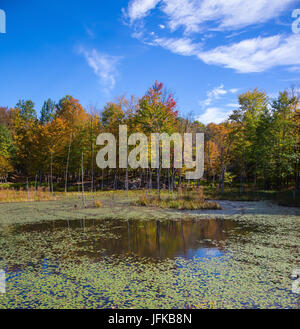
[0,198,299,309]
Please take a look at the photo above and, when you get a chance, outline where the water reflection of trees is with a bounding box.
[95,218,234,259]
[7,218,235,260]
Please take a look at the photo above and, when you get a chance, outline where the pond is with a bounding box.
[13,218,239,261]
[0,216,299,309]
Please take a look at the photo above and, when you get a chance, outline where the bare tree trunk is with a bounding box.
[81,152,86,207]
[125,162,129,197]
[168,169,171,199]
[39,170,42,187]
[149,169,152,196]
[157,143,161,200]
[221,166,225,194]
[207,142,211,183]
[65,134,72,199]
[26,178,29,201]
[78,168,81,199]
[48,175,51,193]
[91,149,94,193]
[157,167,161,200]
[90,120,95,193]
[34,174,37,196]
[171,167,175,198]
[179,169,182,187]
[50,152,54,195]
[114,172,118,190]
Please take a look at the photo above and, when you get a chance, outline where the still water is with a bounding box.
[0,217,298,309]
[13,218,236,260]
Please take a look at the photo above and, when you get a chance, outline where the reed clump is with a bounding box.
[134,186,222,210]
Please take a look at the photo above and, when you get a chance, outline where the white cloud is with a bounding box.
[152,34,300,73]
[132,30,145,39]
[226,103,239,108]
[153,37,200,55]
[126,0,295,32]
[196,107,232,125]
[198,85,238,123]
[159,24,165,29]
[78,48,121,91]
[198,34,300,73]
[85,27,96,38]
[126,0,160,22]
[124,0,300,73]
[229,88,239,93]
[200,84,229,108]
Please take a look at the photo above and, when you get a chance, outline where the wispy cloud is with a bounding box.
[141,33,300,73]
[124,0,300,73]
[198,34,300,73]
[126,0,295,32]
[225,103,239,109]
[197,85,238,124]
[196,107,232,125]
[78,47,121,92]
[84,26,96,39]
[125,0,160,22]
[152,37,201,56]
[200,84,238,108]
[164,0,295,33]
[200,84,227,107]
[226,103,239,108]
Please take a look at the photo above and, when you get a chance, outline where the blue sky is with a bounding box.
[0,0,300,124]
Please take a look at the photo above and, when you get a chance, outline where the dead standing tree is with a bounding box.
[64,133,72,199]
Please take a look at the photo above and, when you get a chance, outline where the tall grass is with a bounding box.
[0,187,130,203]
[0,186,56,203]
[134,186,222,210]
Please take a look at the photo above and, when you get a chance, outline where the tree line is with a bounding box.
[0,82,299,198]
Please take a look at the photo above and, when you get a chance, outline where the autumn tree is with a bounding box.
[230,89,269,192]
[205,123,233,193]
[135,81,178,198]
[0,124,14,159]
[271,90,299,193]
[16,100,37,122]
[40,99,56,125]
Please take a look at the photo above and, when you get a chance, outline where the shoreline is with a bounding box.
[0,197,299,225]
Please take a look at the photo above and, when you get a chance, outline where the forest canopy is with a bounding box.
[0,82,299,196]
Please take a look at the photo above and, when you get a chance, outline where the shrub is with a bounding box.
[133,193,222,210]
[94,200,102,208]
